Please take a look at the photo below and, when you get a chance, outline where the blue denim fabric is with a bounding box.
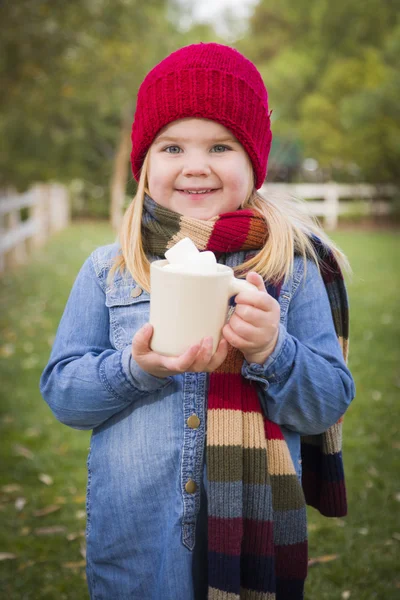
[40,243,355,600]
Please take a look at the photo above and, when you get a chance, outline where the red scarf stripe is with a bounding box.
[275,542,308,579]
[208,374,266,412]
[206,211,254,253]
[208,516,274,556]
[208,516,244,556]
[264,419,286,441]
[242,518,274,556]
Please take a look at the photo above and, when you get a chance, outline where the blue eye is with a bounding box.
[164,146,182,154]
[211,145,230,153]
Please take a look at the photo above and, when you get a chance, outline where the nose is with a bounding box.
[181,155,211,177]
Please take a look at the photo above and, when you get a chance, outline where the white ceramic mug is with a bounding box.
[149,259,258,357]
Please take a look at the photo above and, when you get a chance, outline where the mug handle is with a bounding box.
[229,277,258,296]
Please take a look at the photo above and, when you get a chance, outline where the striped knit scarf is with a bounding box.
[142,195,349,600]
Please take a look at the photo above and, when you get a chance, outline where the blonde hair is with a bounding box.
[108,156,351,291]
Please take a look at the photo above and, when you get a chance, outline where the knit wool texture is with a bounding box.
[141,195,349,600]
[130,43,272,189]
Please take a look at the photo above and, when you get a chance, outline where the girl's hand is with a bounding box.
[222,272,280,365]
[131,324,229,378]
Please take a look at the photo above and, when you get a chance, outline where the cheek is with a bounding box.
[148,162,171,194]
[225,158,252,193]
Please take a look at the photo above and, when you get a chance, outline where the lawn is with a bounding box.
[0,223,399,599]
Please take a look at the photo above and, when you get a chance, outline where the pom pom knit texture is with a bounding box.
[141,195,349,599]
[131,43,272,189]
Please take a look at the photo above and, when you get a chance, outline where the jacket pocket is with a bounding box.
[105,285,150,350]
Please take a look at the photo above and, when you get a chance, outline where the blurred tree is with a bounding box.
[0,0,215,225]
[238,0,400,183]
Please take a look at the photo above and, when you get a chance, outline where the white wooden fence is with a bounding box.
[0,184,70,274]
[0,181,397,273]
[261,182,397,230]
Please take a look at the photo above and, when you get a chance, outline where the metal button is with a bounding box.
[130,287,143,298]
[187,414,200,429]
[185,479,197,494]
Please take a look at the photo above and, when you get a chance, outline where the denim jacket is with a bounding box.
[40,243,355,600]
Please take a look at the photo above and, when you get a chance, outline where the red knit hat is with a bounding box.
[130,43,272,189]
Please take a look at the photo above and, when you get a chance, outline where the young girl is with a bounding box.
[40,43,355,600]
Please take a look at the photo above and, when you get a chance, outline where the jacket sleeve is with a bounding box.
[241,259,355,435]
[40,254,172,430]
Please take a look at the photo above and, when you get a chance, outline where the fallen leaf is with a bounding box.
[17,560,35,571]
[25,427,41,438]
[1,484,22,494]
[55,496,67,504]
[75,510,86,520]
[13,445,34,460]
[33,505,61,517]
[335,519,345,528]
[0,553,17,561]
[2,415,14,424]
[381,314,392,324]
[0,344,15,358]
[21,356,39,370]
[55,443,70,455]
[73,495,86,504]
[34,526,66,536]
[67,531,85,541]
[38,474,53,486]
[63,560,86,569]
[80,542,86,559]
[308,554,338,567]
[15,497,27,511]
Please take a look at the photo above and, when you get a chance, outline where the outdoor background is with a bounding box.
[1,1,399,599]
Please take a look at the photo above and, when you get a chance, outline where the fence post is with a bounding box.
[48,184,70,234]
[324,183,339,230]
[29,184,49,249]
[5,205,27,268]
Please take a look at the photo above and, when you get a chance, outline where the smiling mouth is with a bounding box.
[177,189,218,195]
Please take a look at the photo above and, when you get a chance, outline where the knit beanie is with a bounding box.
[130,43,272,189]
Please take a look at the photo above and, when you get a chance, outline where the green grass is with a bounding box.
[0,224,399,599]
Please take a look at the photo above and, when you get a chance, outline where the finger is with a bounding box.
[186,337,214,371]
[162,341,202,372]
[226,313,260,342]
[235,288,277,311]
[132,323,154,356]
[234,303,269,325]
[222,322,251,350]
[245,271,266,292]
[205,337,229,371]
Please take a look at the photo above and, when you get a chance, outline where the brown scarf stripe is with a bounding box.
[167,215,216,251]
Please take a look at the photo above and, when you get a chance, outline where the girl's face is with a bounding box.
[147,118,252,220]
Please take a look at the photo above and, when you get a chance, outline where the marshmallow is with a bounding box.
[165,237,199,264]
[164,238,218,275]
